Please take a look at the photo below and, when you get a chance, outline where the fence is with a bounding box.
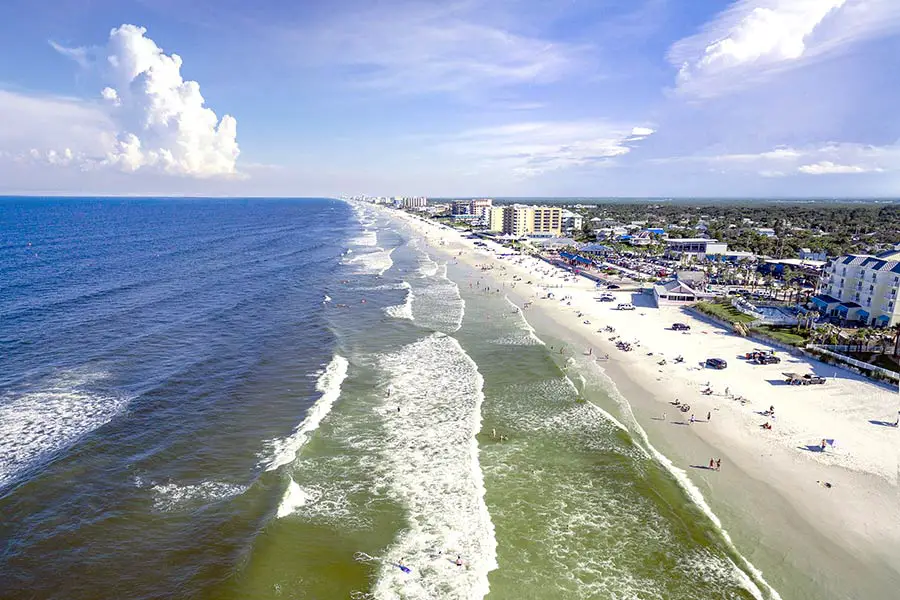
[805,345,899,383]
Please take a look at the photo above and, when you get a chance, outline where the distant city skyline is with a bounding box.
[2,0,900,197]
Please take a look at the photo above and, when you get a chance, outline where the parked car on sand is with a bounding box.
[671,323,690,331]
[705,358,727,369]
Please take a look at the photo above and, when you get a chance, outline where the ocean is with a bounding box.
[0,198,778,599]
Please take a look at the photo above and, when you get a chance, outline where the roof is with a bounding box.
[532,237,576,246]
[835,253,900,273]
[841,302,861,308]
[875,249,900,260]
[666,238,719,244]
[764,258,826,268]
[654,279,706,296]
[578,243,613,253]
[814,294,841,304]
[559,251,593,265]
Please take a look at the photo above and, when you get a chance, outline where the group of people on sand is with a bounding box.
[708,458,722,471]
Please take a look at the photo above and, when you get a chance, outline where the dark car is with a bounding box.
[705,358,727,369]
[672,323,690,331]
[607,284,620,290]
[755,355,781,365]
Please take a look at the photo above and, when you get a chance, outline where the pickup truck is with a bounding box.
[784,373,826,385]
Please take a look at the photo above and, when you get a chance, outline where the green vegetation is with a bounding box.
[694,300,756,324]
[569,201,900,258]
[751,325,809,347]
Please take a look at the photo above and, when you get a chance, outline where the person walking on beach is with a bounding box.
[707,411,711,422]
[725,387,730,397]
[690,414,695,423]
[709,459,715,469]
[715,459,721,471]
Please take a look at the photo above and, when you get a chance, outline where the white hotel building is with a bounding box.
[813,250,900,327]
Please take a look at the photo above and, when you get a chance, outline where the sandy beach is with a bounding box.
[386,207,900,599]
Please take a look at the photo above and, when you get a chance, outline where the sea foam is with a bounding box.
[146,479,248,512]
[259,354,349,472]
[370,333,497,600]
[0,369,129,490]
[384,285,414,320]
[343,247,395,276]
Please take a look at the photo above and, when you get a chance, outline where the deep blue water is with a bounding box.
[0,198,351,598]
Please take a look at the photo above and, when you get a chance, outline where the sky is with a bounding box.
[1,0,900,198]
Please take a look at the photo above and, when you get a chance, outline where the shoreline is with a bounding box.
[379,206,900,599]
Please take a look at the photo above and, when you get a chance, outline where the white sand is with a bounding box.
[366,206,900,595]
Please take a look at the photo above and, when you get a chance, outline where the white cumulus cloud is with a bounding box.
[99,24,239,177]
[42,24,240,178]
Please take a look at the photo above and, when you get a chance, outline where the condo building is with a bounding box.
[490,204,562,237]
[813,250,900,326]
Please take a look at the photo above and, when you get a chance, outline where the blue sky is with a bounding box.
[1,0,899,197]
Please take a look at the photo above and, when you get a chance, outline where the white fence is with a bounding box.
[805,345,899,383]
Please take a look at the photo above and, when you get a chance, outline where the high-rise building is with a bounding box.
[532,206,562,236]
[398,197,428,209]
[490,204,562,237]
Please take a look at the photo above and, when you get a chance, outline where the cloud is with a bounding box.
[0,89,115,155]
[33,24,241,178]
[655,142,899,176]
[440,120,654,177]
[49,40,91,68]
[99,25,239,176]
[668,0,900,97]
[287,2,581,99]
[797,160,883,175]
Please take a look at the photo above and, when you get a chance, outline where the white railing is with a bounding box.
[806,345,899,383]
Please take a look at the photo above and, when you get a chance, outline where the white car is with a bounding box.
[617,303,635,310]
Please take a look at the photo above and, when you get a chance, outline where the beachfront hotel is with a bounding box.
[813,249,900,326]
[490,204,562,237]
